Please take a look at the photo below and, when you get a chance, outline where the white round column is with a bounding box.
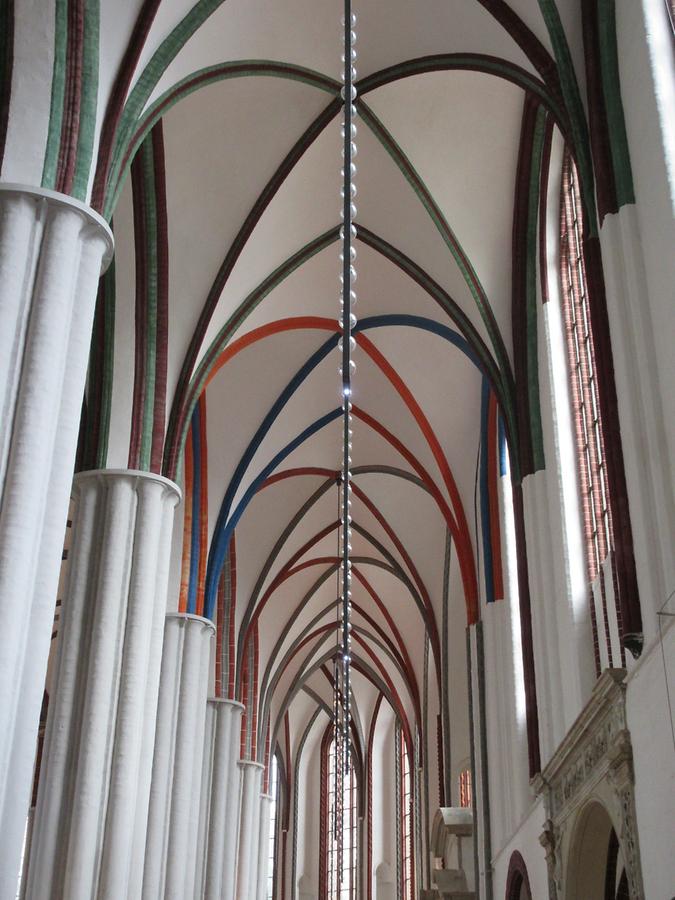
[256,793,273,900]
[0,184,113,898]
[236,760,264,900]
[142,613,214,900]
[25,470,180,900]
[201,698,245,900]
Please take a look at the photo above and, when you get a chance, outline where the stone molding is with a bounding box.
[535,668,645,899]
[0,182,114,270]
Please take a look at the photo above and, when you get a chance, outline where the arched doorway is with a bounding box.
[566,801,628,900]
[505,851,532,900]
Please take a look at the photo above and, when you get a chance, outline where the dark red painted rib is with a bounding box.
[56,0,85,194]
[128,144,148,469]
[581,0,619,221]
[150,122,169,473]
[538,115,554,305]
[91,0,163,212]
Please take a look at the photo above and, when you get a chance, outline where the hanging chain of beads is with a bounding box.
[334,0,357,879]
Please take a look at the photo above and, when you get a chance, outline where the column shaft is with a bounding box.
[237,761,264,900]
[0,186,112,898]
[25,470,179,900]
[256,794,273,900]
[201,699,244,900]
[142,613,214,900]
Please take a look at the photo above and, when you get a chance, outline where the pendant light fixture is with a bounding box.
[333,0,357,879]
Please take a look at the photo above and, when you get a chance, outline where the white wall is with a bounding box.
[625,616,675,900]
[491,796,549,900]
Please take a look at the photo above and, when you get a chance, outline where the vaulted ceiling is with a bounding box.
[11,0,586,793]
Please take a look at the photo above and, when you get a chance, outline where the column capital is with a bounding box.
[0,182,114,270]
[166,611,215,633]
[238,760,265,771]
[207,697,245,711]
[73,467,181,503]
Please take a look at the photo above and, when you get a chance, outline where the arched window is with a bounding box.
[266,753,279,900]
[559,151,625,671]
[321,731,357,899]
[400,731,412,899]
[458,768,472,809]
[395,725,414,900]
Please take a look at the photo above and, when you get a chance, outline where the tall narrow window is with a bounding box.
[401,733,413,900]
[325,737,357,899]
[267,754,279,900]
[395,728,414,900]
[560,152,624,671]
[459,768,473,809]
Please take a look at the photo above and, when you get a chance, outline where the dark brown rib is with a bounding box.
[0,0,14,169]
[511,481,541,777]
[477,0,563,102]
[162,99,340,477]
[128,147,148,469]
[511,93,538,478]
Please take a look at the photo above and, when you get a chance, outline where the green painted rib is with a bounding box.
[358,54,565,125]
[526,107,547,471]
[597,0,634,207]
[138,136,159,470]
[71,0,99,199]
[105,0,228,215]
[537,0,598,234]
[104,61,338,218]
[41,0,67,189]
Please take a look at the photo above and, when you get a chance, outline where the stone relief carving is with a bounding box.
[536,669,645,900]
[539,818,561,900]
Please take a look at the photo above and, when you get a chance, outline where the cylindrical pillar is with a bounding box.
[201,699,245,900]
[142,613,214,900]
[256,793,273,900]
[25,470,180,900]
[236,761,264,900]
[0,184,113,898]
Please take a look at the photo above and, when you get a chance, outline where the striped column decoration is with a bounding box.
[128,123,169,475]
